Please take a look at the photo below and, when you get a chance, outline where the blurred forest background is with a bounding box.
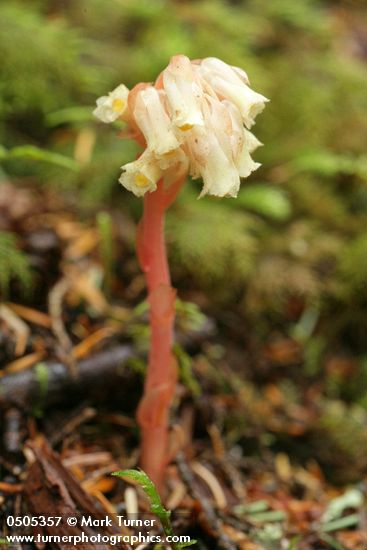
[1,0,367,485]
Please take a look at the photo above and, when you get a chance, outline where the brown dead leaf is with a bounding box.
[24,436,132,550]
[264,338,301,364]
[0,304,30,356]
[0,481,23,493]
[7,302,51,328]
[337,531,367,550]
[263,384,285,406]
[325,356,358,378]
[54,219,84,240]
[222,525,264,550]
[72,326,117,359]
[275,452,292,481]
[65,228,98,260]
[66,265,108,313]
[82,476,116,495]
[2,352,45,376]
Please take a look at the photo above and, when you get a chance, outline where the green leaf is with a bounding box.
[0,145,79,171]
[322,489,363,523]
[234,500,269,515]
[320,513,360,533]
[113,469,164,514]
[250,510,287,523]
[255,523,283,542]
[319,534,347,550]
[236,185,291,221]
[174,344,201,398]
[112,469,196,549]
[286,536,302,550]
[46,106,94,127]
[175,298,207,333]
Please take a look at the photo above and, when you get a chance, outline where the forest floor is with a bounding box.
[1,183,367,550]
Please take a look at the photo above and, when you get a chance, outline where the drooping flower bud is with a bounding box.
[93,84,129,123]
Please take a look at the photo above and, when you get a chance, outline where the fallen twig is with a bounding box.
[0,345,135,410]
[48,277,75,371]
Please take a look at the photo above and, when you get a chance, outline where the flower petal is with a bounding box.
[200,57,249,86]
[237,150,261,178]
[163,55,204,129]
[93,84,129,123]
[199,136,241,198]
[134,87,180,155]
[119,151,162,197]
[200,70,268,128]
[187,125,240,198]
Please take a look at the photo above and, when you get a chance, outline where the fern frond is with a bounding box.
[0,231,33,298]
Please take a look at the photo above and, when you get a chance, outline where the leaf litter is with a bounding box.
[0,183,367,549]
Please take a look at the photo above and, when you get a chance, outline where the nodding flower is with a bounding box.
[93,84,129,123]
[94,55,268,198]
[133,86,180,156]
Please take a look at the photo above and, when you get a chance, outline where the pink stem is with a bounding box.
[136,179,182,490]
[163,175,186,209]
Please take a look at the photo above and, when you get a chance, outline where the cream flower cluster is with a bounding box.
[93,55,268,198]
